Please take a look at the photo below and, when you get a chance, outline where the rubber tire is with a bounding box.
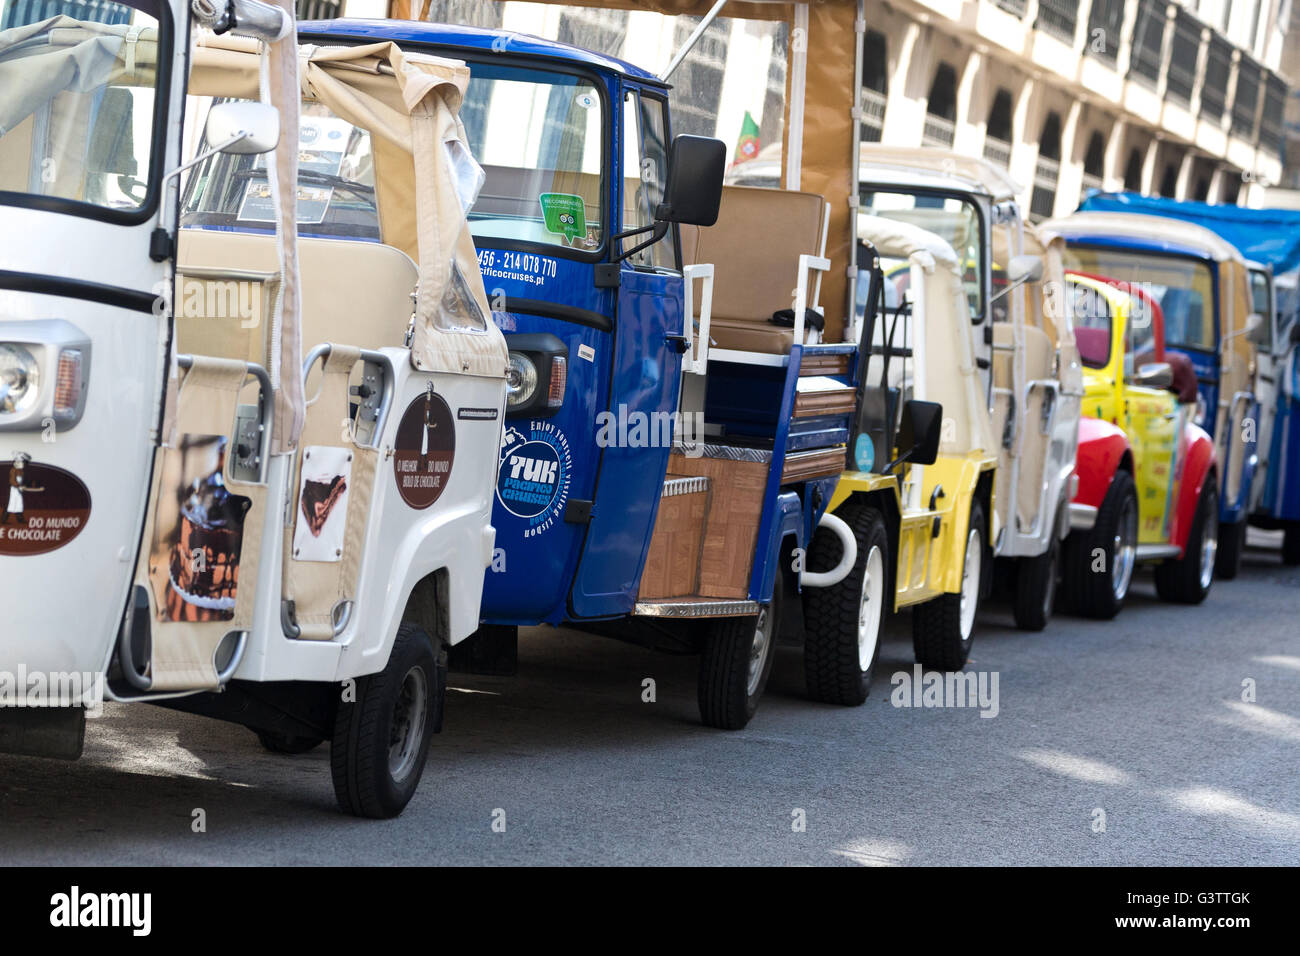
[803,502,889,706]
[698,573,781,730]
[912,499,985,671]
[1215,518,1244,580]
[256,730,324,754]
[1060,470,1137,620]
[331,624,440,819]
[1283,524,1300,566]
[1013,533,1059,632]
[1155,481,1218,605]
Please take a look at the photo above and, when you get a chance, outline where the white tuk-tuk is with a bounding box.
[0,0,508,817]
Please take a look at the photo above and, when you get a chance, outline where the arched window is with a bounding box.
[1159,162,1179,198]
[983,88,1014,168]
[922,63,958,147]
[1030,111,1062,220]
[1080,130,1106,200]
[1123,148,1144,191]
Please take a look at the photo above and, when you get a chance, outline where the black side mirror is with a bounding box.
[888,399,943,471]
[656,134,725,227]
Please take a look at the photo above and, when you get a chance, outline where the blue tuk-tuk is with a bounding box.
[1062,198,1264,578]
[1079,192,1300,566]
[300,20,873,729]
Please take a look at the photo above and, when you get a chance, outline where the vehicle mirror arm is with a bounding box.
[148,133,250,262]
[612,220,669,263]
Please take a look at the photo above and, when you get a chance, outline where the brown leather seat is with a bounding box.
[679,185,826,354]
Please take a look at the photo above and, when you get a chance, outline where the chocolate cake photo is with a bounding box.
[292,446,354,563]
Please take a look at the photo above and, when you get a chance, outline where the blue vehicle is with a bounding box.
[299,20,871,728]
[1077,192,1300,565]
[1056,202,1264,579]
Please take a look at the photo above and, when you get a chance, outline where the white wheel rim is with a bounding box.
[959,528,981,639]
[747,607,771,697]
[858,545,885,672]
[1200,506,1218,589]
[1113,497,1137,601]
[388,666,428,783]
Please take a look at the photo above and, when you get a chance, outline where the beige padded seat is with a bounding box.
[176,230,417,365]
[679,185,826,353]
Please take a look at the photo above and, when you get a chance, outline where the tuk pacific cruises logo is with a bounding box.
[496,422,572,537]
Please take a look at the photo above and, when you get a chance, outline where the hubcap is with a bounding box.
[388,666,429,783]
[1112,497,1137,601]
[858,545,885,672]
[746,607,771,697]
[1199,504,1218,590]
[959,528,981,639]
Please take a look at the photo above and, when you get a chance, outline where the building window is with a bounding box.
[922,62,958,148]
[983,88,1014,169]
[1231,57,1262,139]
[1165,11,1200,106]
[1080,131,1105,199]
[1123,147,1144,191]
[1259,72,1287,156]
[1158,160,1179,197]
[1085,0,1126,64]
[995,0,1029,18]
[861,30,888,144]
[296,0,341,18]
[1128,0,1167,88]
[1036,0,1080,44]
[1200,36,1231,122]
[1030,112,1062,221]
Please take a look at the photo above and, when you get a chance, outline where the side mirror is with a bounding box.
[206,101,280,156]
[656,135,726,227]
[1006,254,1043,285]
[1245,312,1269,346]
[887,399,943,471]
[1129,361,1174,390]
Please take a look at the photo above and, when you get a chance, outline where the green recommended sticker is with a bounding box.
[539,192,587,241]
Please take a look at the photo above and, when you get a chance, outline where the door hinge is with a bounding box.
[594,263,621,289]
[149,227,174,262]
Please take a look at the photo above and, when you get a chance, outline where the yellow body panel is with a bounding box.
[832,450,996,610]
[1072,275,1179,544]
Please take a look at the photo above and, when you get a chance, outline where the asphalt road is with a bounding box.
[2,530,1297,866]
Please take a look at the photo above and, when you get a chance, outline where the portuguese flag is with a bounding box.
[733,111,760,165]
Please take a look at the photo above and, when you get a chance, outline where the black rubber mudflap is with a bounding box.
[0,707,86,760]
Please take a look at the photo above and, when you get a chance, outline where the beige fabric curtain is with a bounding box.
[191,36,507,379]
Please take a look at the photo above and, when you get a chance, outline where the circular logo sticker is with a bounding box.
[393,390,456,510]
[0,456,91,556]
[496,422,572,536]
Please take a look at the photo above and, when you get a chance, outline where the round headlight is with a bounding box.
[506,352,538,409]
[0,344,39,415]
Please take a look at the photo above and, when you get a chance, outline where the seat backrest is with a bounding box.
[176,231,417,364]
[680,185,826,324]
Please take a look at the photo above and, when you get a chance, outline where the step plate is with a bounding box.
[633,599,760,618]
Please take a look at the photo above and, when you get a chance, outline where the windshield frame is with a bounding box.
[858,182,989,326]
[394,41,613,265]
[0,0,174,227]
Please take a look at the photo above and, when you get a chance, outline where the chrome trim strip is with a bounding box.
[633,600,760,618]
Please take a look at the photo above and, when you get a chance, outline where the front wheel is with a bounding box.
[1155,480,1218,604]
[802,502,889,705]
[1215,519,1245,580]
[698,575,781,730]
[1013,532,1060,632]
[330,624,444,818]
[912,499,985,670]
[1061,470,1137,619]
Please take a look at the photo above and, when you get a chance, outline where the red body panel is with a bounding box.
[1169,423,1216,554]
[1072,417,1130,509]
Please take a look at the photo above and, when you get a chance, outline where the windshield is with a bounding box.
[0,0,166,220]
[860,189,984,321]
[182,99,379,240]
[461,61,605,255]
[1063,246,1216,354]
[1067,279,1113,370]
[1250,269,1274,352]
